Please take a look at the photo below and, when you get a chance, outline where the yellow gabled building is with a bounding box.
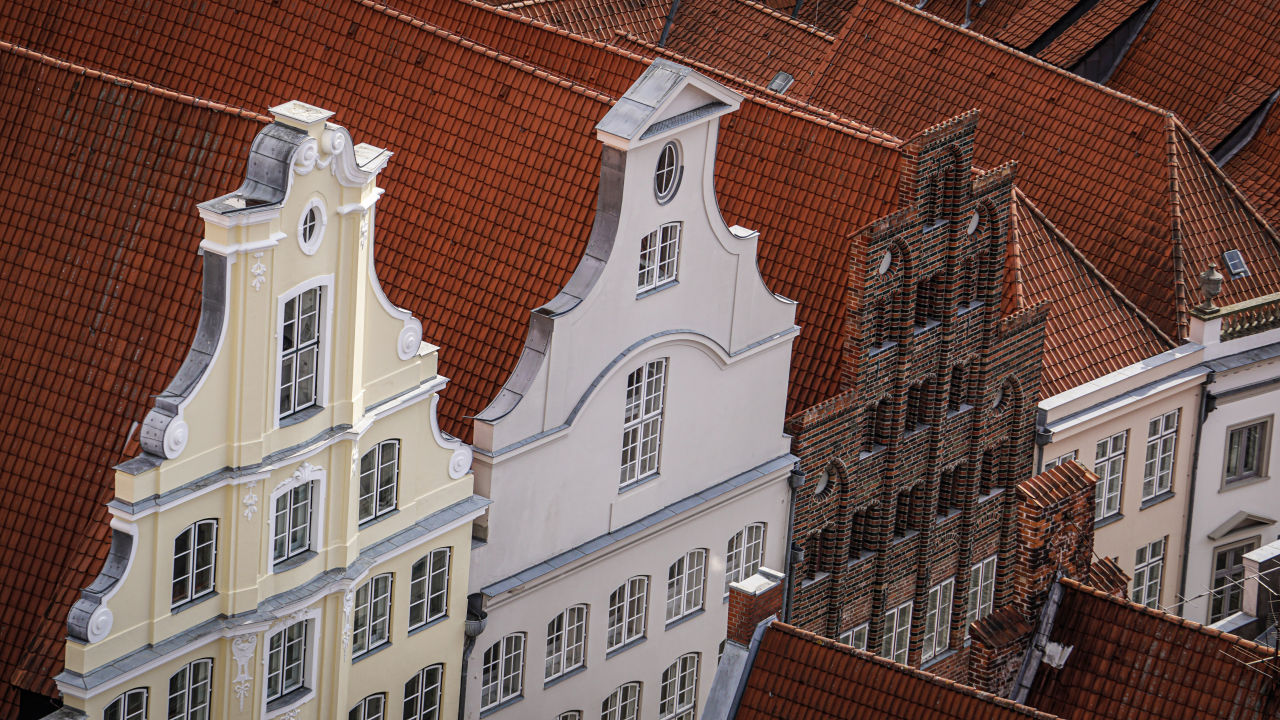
[50,102,486,720]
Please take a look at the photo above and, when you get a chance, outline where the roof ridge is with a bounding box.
[1058,577,1280,659]
[1013,189,1175,347]
[356,0,620,106]
[0,40,270,123]
[734,0,837,41]
[769,622,1067,719]
[1167,116,1190,339]
[613,30,903,146]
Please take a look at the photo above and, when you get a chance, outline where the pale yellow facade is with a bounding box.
[54,103,483,720]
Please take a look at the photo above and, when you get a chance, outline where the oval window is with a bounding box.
[297,200,327,255]
[654,142,682,204]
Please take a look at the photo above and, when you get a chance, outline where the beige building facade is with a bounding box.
[49,103,485,720]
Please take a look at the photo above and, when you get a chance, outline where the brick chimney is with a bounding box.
[970,461,1096,694]
[727,568,785,646]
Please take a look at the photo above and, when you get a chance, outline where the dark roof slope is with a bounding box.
[1028,578,1280,720]
[736,622,1064,719]
[1226,103,1280,228]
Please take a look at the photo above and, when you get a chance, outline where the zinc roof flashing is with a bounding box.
[596,59,742,148]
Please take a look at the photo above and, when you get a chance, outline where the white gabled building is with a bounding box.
[462,61,798,720]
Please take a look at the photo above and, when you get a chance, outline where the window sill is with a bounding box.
[945,403,973,419]
[351,639,392,664]
[408,614,449,638]
[171,590,218,615]
[272,549,317,574]
[921,647,957,670]
[1139,490,1175,510]
[889,529,920,547]
[665,607,705,631]
[935,506,963,522]
[479,695,524,718]
[800,571,830,589]
[637,279,679,299]
[956,301,985,317]
[868,341,898,359]
[1221,475,1270,492]
[279,404,324,428]
[543,664,587,690]
[903,424,931,440]
[977,487,1005,505]
[913,319,941,335]
[605,636,647,659]
[265,686,314,717]
[847,550,876,568]
[619,472,661,495]
[859,444,887,460]
[358,507,401,530]
[1093,512,1124,530]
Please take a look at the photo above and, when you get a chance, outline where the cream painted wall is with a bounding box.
[57,104,479,720]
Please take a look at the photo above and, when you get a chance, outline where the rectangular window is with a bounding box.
[409,548,451,630]
[272,482,313,565]
[350,694,385,720]
[352,574,392,658]
[922,577,954,661]
[172,519,217,607]
[1143,411,1178,498]
[1225,418,1271,485]
[358,440,399,524]
[280,287,323,418]
[880,601,912,665]
[838,623,869,651]
[658,653,698,720]
[1093,431,1126,520]
[1042,450,1077,471]
[620,359,667,487]
[266,620,308,701]
[638,222,681,292]
[480,633,525,710]
[666,550,706,623]
[403,665,442,720]
[966,555,997,633]
[1210,538,1258,622]
[546,605,588,681]
[168,658,212,720]
[1132,538,1165,609]
[607,577,648,650]
[724,523,766,595]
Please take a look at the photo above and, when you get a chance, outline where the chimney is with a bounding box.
[727,568,785,646]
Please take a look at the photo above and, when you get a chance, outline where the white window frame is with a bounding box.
[620,359,667,487]
[558,713,582,720]
[276,276,333,424]
[546,604,588,681]
[922,577,954,662]
[1042,449,1077,471]
[601,682,641,720]
[838,623,869,651]
[172,519,217,607]
[358,439,399,524]
[638,222,681,292]
[658,653,699,720]
[653,141,682,204]
[966,555,997,634]
[1132,538,1165,609]
[403,665,442,720]
[1142,411,1178,499]
[880,601,912,664]
[409,547,451,630]
[352,573,393,658]
[725,523,766,595]
[104,688,148,720]
[480,633,525,711]
[666,549,706,623]
[607,576,649,651]
[1210,537,1259,623]
[266,619,309,702]
[297,198,327,255]
[1224,417,1272,486]
[350,693,386,720]
[167,658,212,720]
[1093,431,1126,519]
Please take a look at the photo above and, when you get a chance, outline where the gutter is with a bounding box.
[1175,370,1215,617]
[781,465,804,621]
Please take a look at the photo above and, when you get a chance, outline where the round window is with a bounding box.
[297,200,327,255]
[877,250,893,275]
[654,141,682,204]
[814,468,830,496]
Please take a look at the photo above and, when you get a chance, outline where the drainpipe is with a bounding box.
[458,594,488,720]
[781,465,804,622]
[1175,370,1214,617]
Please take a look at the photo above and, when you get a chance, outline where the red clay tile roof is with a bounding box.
[1028,578,1280,720]
[0,0,913,706]
[1226,103,1280,229]
[1033,0,1146,68]
[1011,191,1172,396]
[1016,458,1095,508]
[737,622,1064,719]
[596,0,1280,338]
[489,0,668,39]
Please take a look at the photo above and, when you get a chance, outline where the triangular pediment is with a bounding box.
[596,59,742,149]
[1207,510,1276,541]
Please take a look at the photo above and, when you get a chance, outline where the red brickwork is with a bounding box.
[785,111,1049,681]
[727,571,785,645]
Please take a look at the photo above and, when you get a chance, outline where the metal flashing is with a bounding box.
[198,123,308,215]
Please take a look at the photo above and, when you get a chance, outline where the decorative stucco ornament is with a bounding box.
[341,591,355,649]
[293,138,319,175]
[162,417,189,458]
[250,253,268,291]
[86,605,113,643]
[397,320,423,361]
[359,213,369,249]
[242,481,260,520]
[319,128,345,170]
[429,394,473,479]
[231,634,258,711]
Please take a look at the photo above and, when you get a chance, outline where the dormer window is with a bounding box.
[654,141,682,204]
[638,223,681,293]
[280,286,323,419]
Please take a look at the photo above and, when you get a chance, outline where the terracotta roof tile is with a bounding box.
[1028,578,1280,720]
[1034,0,1146,68]
[737,622,1064,719]
[1225,102,1280,227]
